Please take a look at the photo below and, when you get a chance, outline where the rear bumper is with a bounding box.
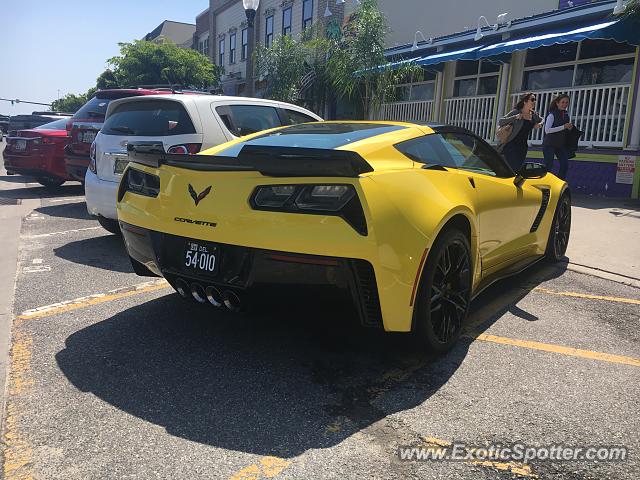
[85,169,118,219]
[3,153,66,181]
[64,148,89,182]
[120,222,384,328]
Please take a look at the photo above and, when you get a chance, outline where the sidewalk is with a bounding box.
[567,194,640,285]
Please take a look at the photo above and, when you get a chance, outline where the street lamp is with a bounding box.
[243,0,260,97]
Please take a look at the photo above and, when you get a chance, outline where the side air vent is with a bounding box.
[530,189,551,233]
[350,260,383,328]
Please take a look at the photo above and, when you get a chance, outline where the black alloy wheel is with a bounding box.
[415,228,472,353]
[546,194,571,261]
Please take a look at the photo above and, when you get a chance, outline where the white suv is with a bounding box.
[85,94,322,233]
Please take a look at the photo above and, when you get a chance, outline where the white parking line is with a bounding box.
[22,265,51,273]
[25,226,102,238]
[31,259,42,264]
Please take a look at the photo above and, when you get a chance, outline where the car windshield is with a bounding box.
[73,96,111,120]
[35,118,68,130]
[216,123,405,157]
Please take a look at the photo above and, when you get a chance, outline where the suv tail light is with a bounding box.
[88,142,97,174]
[66,120,73,132]
[167,143,201,154]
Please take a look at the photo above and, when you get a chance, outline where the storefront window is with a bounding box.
[579,38,636,60]
[453,60,499,97]
[525,43,577,67]
[574,58,634,86]
[522,39,636,90]
[522,65,574,90]
[394,81,435,102]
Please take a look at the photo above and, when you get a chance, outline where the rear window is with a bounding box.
[283,109,318,125]
[215,104,282,136]
[73,96,111,120]
[217,123,405,157]
[102,100,196,136]
[35,118,69,130]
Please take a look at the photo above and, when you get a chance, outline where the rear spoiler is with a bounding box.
[126,142,374,177]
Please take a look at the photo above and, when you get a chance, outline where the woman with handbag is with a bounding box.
[496,92,543,173]
[543,94,573,180]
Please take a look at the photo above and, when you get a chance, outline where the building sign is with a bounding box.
[616,155,636,185]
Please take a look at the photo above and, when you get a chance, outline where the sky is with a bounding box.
[1,0,208,116]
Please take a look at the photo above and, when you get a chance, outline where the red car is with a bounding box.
[64,89,179,182]
[3,118,72,188]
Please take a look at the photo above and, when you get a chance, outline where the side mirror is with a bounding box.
[514,161,547,186]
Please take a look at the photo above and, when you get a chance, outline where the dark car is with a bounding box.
[0,115,9,138]
[3,118,72,188]
[64,89,179,182]
[7,112,71,137]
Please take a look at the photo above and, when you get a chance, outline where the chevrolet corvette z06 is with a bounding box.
[116,121,570,352]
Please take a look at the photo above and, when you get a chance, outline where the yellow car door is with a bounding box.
[438,131,541,274]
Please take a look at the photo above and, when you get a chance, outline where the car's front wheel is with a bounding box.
[414,228,472,354]
[545,193,571,261]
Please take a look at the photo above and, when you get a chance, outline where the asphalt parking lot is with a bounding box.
[1,160,639,479]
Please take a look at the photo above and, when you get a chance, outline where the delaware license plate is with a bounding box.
[14,139,26,151]
[184,241,218,275]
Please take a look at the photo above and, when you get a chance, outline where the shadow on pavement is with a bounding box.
[572,194,640,213]
[53,234,133,273]
[0,183,84,200]
[0,174,38,184]
[56,260,566,457]
[36,201,92,220]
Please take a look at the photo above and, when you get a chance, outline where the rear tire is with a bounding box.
[545,193,571,262]
[36,177,64,188]
[97,216,122,235]
[414,228,472,354]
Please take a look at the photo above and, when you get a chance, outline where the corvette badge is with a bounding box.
[188,184,212,206]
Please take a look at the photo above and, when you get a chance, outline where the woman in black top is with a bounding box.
[497,92,543,173]
[543,94,574,180]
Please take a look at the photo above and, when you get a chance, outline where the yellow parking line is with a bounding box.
[467,333,640,367]
[533,287,640,305]
[422,437,537,478]
[17,280,170,320]
[229,457,292,480]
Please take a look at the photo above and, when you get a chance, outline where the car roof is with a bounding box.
[201,121,431,158]
[104,94,322,119]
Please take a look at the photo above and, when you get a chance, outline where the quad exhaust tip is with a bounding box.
[222,290,242,312]
[205,286,223,307]
[190,283,207,303]
[174,278,190,299]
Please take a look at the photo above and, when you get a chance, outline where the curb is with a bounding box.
[564,262,640,289]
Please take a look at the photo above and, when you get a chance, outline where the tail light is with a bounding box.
[88,142,97,174]
[167,143,201,154]
[250,184,367,236]
[117,168,160,201]
[66,120,73,132]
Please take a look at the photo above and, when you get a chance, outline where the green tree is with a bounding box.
[255,35,308,103]
[107,40,221,90]
[326,0,421,118]
[50,87,97,113]
[96,69,119,89]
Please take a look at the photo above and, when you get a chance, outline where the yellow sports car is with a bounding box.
[117,121,570,352]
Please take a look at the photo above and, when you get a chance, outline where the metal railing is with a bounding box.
[510,84,632,147]
[372,100,435,123]
[443,95,496,142]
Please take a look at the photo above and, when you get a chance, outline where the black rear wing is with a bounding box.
[126,142,374,177]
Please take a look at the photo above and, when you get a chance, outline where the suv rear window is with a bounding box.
[73,96,111,120]
[215,104,282,136]
[102,100,196,136]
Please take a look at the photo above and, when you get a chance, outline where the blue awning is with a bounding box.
[476,18,639,60]
[382,45,484,72]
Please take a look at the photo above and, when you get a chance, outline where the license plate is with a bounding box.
[113,157,129,175]
[14,139,26,151]
[79,131,96,143]
[184,241,218,275]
